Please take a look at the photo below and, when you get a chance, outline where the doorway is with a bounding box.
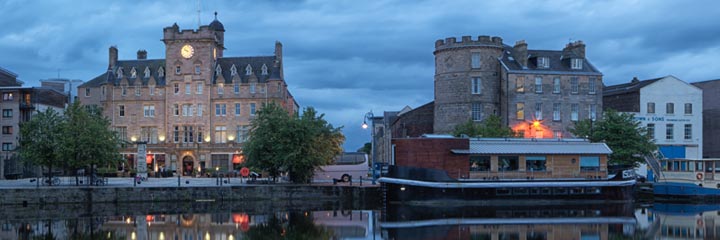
[182,155,194,176]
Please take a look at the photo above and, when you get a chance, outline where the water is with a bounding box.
[0,201,717,239]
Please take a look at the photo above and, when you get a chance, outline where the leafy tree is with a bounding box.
[357,142,371,155]
[244,103,344,183]
[452,115,517,138]
[19,108,63,184]
[569,109,656,166]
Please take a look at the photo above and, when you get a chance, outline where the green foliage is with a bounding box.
[452,115,517,138]
[19,108,63,179]
[569,109,656,166]
[243,103,344,183]
[357,142,371,155]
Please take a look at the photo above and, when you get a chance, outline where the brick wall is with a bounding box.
[393,138,469,178]
[391,102,434,138]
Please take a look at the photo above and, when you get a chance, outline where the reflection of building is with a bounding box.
[78,15,299,176]
[604,76,703,159]
[0,67,67,179]
[691,79,720,158]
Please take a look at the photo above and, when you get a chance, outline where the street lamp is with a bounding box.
[362,111,376,184]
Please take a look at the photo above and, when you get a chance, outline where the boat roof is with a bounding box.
[452,138,612,155]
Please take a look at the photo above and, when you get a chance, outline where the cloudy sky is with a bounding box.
[1,0,719,150]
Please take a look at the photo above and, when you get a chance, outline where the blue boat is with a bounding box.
[643,153,720,201]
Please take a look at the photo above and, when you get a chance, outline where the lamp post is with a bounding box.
[362,111,376,184]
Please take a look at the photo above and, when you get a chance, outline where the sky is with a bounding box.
[1,0,719,151]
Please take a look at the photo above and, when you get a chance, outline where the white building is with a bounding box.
[604,75,703,160]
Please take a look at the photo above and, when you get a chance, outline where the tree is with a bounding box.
[243,103,345,183]
[452,115,517,138]
[357,142,371,155]
[59,102,123,185]
[569,109,656,166]
[19,108,63,184]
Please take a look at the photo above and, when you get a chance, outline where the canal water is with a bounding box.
[0,201,716,239]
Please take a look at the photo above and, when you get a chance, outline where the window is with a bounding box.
[215,65,222,76]
[197,104,204,116]
[554,130,562,138]
[516,77,525,93]
[140,127,158,144]
[471,77,481,94]
[234,83,240,94]
[143,105,155,117]
[119,105,125,117]
[230,65,237,76]
[194,65,201,74]
[185,83,191,94]
[537,57,549,68]
[580,156,600,171]
[84,88,90,97]
[196,83,203,94]
[666,124,674,140]
[471,52,481,68]
[472,102,482,121]
[235,103,241,116]
[175,66,181,74]
[237,125,250,142]
[158,67,164,77]
[469,156,490,172]
[215,104,226,116]
[526,156,546,171]
[144,68,150,78]
[571,58,583,69]
[553,103,561,121]
[173,104,179,116]
[534,103,542,120]
[182,104,192,116]
[516,103,524,120]
[535,77,543,93]
[215,126,227,143]
[647,102,655,114]
[173,83,179,94]
[121,85,127,96]
[647,123,655,139]
[2,109,12,118]
[684,103,692,114]
[570,77,579,94]
[218,84,224,95]
[115,127,127,142]
[211,154,229,171]
[245,65,252,75]
[182,126,194,143]
[2,143,13,151]
[261,64,268,75]
[553,77,560,93]
[130,68,137,78]
[571,103,579,121]
[101,86,106,95]
[135,86,140,96]
[666,103,674,114]
[2,126,12,135]
[250,103,256,116]
[498,156,519,171]
[588,78,596,94]
[173,126,179,143]
[250,83,256,94]
[149,85,155,95]
[197,126,204,143]
[685,124,692,140]
[589,104,597,121]
[2,93,12,101]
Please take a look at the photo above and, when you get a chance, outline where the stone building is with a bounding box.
[0,67,68,179]
[433,36,604,138]
[604,76,703,159]
[40,78,84,104]
[690,79,719,158]
[78,15,298,176]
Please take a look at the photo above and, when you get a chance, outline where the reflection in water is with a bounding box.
[4,202,720,239]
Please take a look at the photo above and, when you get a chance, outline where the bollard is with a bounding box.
[178,175,181,187]
[360,176,363,186]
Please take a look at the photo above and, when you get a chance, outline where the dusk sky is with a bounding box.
[1,0,719,150]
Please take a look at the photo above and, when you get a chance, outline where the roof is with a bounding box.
[499,47,602,76]
[602,77,662,96]
[213,56,280,84]
[451,138,613,155]
[79,59,167,88]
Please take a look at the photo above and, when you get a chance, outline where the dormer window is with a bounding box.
[571,58,583,70]
[245,64,252,75]
[215,65,222,76]
[261,64,268,75]
[117,68,124,78]
[158,67,165,77]
[537,57,549,68]
[130,68,137,78]
[230,64,237,76]
[144,67,150,78]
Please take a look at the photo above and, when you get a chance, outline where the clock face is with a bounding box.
[181,44,194,59]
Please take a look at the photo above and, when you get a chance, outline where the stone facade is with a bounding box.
[78,16,298,176]
[692,79,720,158]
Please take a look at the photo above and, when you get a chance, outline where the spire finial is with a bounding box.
[214,12,218,20]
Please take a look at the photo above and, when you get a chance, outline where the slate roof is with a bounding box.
[213,56,280,84]
[499,46,602,76]
[451,138,612,155]
[80,59,166,88]
[602,77,662,96]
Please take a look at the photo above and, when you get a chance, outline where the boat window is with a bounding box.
[469,156,491,172]
[696,162,703,172]
[706,161,714,173]
[580,156,600,171]
[498,156,519,171]
[681,161,687,171]
[715,161,720,172]
[526,156,546,171]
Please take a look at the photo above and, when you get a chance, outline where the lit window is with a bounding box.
[571,58,583,70]
[471,77,481,94]
[215,126,227,143]
[516,103,524,120]
[516,77,525,93]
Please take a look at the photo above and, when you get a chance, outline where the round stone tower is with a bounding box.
[433,35,504,134]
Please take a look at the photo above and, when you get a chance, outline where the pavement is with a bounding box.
[0,176,378,188]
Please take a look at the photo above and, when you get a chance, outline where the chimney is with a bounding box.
[274,41,283,79]
[512,40,528,68]
[563,40,586,59]
[109,46,118,69]
[631,77,640,84]
[137,50,147,60]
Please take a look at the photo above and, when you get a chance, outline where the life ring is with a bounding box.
[697,173,703,180]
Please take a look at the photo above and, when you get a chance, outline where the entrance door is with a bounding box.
[182,156,194,176]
